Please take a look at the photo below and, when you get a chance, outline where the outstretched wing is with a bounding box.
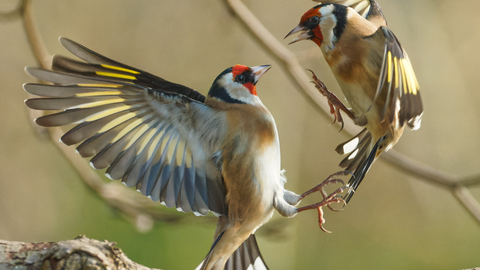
[24,37,227,216]
[367,27,423,130]
[312,0,385,23]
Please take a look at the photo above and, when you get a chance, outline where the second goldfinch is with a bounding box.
[286,0,423,203]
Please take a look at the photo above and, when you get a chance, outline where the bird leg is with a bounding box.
[297,171,348,233]
[307,70,356,131]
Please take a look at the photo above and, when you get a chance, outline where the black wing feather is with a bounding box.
[57,37,206,102]
[370,26,423,129]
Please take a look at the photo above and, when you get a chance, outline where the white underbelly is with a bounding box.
[254,139,282,224]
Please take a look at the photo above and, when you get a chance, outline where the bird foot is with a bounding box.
[297,171,349,233]
[308,70,356,131]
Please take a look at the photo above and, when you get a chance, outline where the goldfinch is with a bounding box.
[285,0,423,203]
[24,37,343,270]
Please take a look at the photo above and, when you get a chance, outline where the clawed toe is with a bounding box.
[299,170,349,199]
[297,171,350,232]
[308,70,356,131]
[298,186,347,232]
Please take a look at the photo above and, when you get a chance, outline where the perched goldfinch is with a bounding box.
[24,38,343,270]
[286,0,423,203]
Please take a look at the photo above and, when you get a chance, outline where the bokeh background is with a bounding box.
[1,0,480,269]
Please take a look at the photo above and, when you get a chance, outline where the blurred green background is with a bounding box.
[1,0,480,269]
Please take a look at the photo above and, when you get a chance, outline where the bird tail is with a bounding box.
[335,128,384,203]
[197,233,269,270]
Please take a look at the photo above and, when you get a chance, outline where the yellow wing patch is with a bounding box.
[401,57,419,95]
[387,51,393,83]
[386,51,419,95]
[394,56,399,89]
[77,83,121,88]
[400,60,408,94]
[95,71,137,81]
[76,91,124,97]
[101,64,140,74]
[74,98,127,109]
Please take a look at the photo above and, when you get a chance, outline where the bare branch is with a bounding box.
[21,0,51,69]
[458,174,480,187]
[452,186,480,223]
[380,150,458,188]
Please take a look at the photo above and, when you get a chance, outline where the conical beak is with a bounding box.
[284,24,311,45]
[250,65,271,85]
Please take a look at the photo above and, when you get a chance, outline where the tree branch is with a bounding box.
[0,236,161,270]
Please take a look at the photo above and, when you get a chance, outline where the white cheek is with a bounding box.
[319,4,335,15]
[319,4,338,51]
[320,18,337,51]
[218,75,262,105]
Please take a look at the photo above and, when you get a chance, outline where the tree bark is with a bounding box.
[0,236,161,270]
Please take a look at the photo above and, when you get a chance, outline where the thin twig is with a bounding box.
[21,0,51,69]
[452,186,480,222]
[458,174,480,187]
[380,150,457,188]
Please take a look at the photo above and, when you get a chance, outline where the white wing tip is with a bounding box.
[89,161,96,169]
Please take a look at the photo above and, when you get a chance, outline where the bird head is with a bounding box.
[207,65,271,105]
[285,4,345,50]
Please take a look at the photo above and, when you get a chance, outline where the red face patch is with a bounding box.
[245,83,256,96]
[232,65,257,96]
[301,8,323,46]
[311,27,323,47]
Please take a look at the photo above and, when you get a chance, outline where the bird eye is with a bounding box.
[309,16,319,24]
[235,74,246,83]
[306,16,320,28]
